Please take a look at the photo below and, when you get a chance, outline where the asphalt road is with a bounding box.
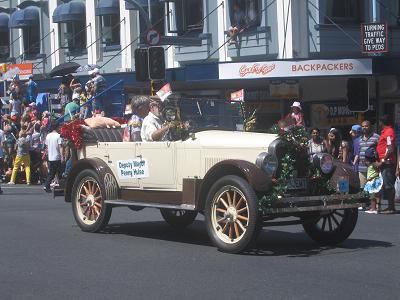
[0,186,399,300]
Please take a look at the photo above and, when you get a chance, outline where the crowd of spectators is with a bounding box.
[306,113,397,214]
[0,68,107,192]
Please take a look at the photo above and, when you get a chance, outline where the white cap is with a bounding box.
[72,92,80,101]
[89,68,100,75]
[291,101,302,110]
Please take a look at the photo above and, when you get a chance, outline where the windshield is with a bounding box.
[178,98,244,132]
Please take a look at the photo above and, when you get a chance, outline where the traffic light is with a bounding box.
[347,78,369,112]
[134,48,149,82]
[148,46,165,80]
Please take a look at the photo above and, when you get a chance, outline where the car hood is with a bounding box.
[186,130,278,149]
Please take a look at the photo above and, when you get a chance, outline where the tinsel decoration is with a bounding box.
[60,119,85,149]
[260,125,335,211]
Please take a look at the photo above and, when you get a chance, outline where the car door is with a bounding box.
[105,142,140,188]
[136,141,177,189]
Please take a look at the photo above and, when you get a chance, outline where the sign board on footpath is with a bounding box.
[230,89,244,102]
[361,23,388,53]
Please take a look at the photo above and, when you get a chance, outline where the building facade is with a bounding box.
[1,0,400,132]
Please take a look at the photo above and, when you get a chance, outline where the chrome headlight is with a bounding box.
[256,152,278,175]
[313,153,334,174]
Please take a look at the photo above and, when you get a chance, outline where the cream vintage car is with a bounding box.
[62,98,368,253]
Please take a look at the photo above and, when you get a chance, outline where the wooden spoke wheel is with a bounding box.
[76,179,103,225]
[160,209,198,228]
[211,186,249,244]
[72,169,112,232]
[302,208,358,246]
[205,175,259,253]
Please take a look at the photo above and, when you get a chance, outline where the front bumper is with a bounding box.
[263,192,369,214]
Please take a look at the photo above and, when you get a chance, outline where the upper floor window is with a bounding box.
[59,21,87,53]
[0,31,9,59]
[23,26,40,58]
[139,4,165,37]
[100,15,120,46]
[228,0,261,30]
[325,0,363,24]
[166,0,204,36]
[52,1,86,54]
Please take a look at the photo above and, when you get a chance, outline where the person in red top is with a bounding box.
[376,114,396,214]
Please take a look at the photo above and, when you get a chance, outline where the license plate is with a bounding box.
[287,178,307,190]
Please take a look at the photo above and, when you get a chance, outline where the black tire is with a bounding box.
[160,209,198,228]
[205,175,259,254]
[71,169,112,232]
[302,208,358,246]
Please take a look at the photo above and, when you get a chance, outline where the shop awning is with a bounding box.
[9,7,39,28]
[125,0,160,10]
[0,14,9,32]
[52,1,86,23]
[96,0,120,16]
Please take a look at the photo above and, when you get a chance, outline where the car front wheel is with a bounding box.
[205,175,259,254]
[72,169,112,232]
[302,208,358,246]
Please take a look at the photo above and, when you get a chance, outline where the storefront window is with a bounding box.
[59,21,87,53]
[23,26,40,57]
[228,0,261,30]
[166,0,203,36]
[100,15,120,46]
[325,0,363,23]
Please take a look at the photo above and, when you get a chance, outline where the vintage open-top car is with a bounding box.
[62,97,368,253]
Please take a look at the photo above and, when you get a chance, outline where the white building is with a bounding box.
[1,0,400,130]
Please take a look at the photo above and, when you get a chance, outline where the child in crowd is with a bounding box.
[8,130,31,185]
[363,147,383,214]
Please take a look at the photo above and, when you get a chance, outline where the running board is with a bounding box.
[104,199,196,211]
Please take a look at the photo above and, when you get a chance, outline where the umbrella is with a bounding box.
[75,64,100,73]
[49,62,80,77]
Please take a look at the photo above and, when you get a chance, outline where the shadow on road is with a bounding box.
[103,220,213,247]
[102,221,393,256]
[244,229,393,257]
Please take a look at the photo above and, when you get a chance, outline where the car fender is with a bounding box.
[64,158,119,202]
[197,159,272,210]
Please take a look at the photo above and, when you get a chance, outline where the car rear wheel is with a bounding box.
[302,208,358,246]
[72,169,112,232]
[205,175,259,254]
[160,209,198,228]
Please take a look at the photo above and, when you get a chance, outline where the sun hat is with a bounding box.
[291,101,302,110]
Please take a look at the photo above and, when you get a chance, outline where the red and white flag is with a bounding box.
[156,83,172,102]
[230,89,244,102]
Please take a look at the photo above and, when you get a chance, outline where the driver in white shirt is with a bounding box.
[141,96,174,141]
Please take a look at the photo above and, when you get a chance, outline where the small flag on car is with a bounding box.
[156,83,172,102]
[230,89,244,102]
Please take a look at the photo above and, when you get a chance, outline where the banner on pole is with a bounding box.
[156,83,172,102]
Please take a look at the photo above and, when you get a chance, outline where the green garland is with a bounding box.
[260,125,335,211]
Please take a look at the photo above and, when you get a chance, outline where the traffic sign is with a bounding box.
[146,29,161,46]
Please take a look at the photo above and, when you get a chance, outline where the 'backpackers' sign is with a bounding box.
[361,23,388,53]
